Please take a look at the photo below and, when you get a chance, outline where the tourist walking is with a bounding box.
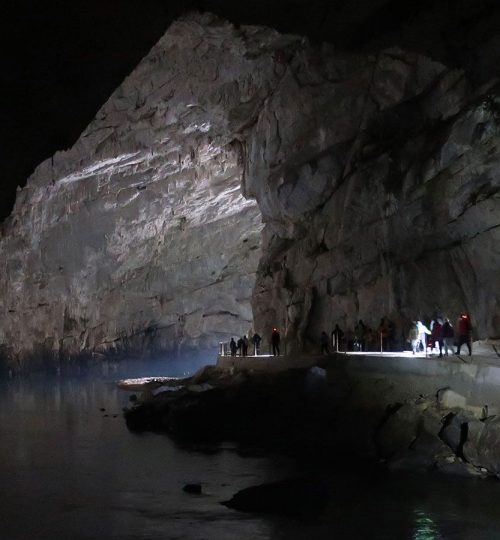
[242,335,249,356]
[408,321,419,354]
[271,328,281,356]
[416,320,431,353]
[442,318,454,356]
[430,318,444,357]
[456,313,472,356]
[320,331,329,355]
[252,332,262,355]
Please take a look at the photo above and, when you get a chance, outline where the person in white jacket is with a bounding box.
[416,320,431,353]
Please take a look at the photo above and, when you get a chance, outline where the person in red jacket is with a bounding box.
[271,328,281,356]
[456,313,472,356]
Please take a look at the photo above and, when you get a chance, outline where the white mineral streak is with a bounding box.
[1,13,500,366]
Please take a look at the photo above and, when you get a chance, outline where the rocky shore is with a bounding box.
[122,357,500,480]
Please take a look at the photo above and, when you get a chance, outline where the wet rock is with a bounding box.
[388,431,454,472]
[436,460,487,478]
[440,413,467,454]
[124,368,337,453]
[123,365,500,478]
[221,478,329,515]
[412,431,451,458]
[376,403,420,458]
[376,400,464,472]
[463,416,500,475]
[462,419,486,466]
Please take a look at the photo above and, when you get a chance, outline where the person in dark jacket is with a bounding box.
[271,328,281,356]
[354,320,367,351]
[242,335,249,356]
[320,331,329,355]
[430,318,444,357]
[230,338,237,356]
[237,337,244,356]
[252,333,262,355]
[456,313,472,356]
[442,318,454,356]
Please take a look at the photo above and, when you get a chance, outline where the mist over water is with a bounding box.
[1,359,500,539]
[100,351,217,379]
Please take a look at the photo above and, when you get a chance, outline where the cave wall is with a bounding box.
[0,13,293,366]
[247,48,500,350]
[0,12,499,365]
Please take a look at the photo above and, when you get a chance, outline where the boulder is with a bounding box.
[439,413,466,454]
[376,403,420,458]
[388,431,454,472]
[435,459,487,478]
[462,419,486,466]
[221,478,329,515]
[437,389,467,410]
[464,416,500,475]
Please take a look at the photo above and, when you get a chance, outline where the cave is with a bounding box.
[1,2,500,538]
[1,4,499,366]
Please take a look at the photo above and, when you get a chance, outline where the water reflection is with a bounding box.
[0,360,289,539]
[413,510,443,540]
[2,360,500,539]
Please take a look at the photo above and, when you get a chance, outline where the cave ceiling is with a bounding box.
[2,0,500,221]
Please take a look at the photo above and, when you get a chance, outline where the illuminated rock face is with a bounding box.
[0,13,287,365]
[1,12,500,365]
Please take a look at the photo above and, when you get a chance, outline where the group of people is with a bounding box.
[408,313,472,356]
[326,317,395,354]
[321,312,474,356]
[228,328,282,357]
[228,332,264,357]
[227,311,474,358]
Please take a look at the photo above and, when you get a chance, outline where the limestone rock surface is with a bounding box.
[1,11,500,366]
[1,13,285,365]
[248,47,500,350]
